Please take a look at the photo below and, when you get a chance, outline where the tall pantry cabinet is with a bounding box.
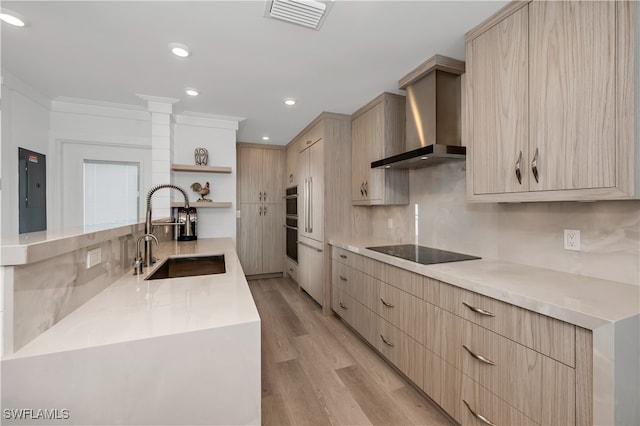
[236,144,285,276]
[289,113,351,310]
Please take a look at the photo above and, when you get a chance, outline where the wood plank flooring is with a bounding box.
[249,277,455,426]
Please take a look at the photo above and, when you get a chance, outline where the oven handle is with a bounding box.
[285,194,298,199]
[285,225,298,231]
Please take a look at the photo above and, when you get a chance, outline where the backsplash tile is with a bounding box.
[367,162,640,286]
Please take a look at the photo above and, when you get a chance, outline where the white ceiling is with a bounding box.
[1,0,507,145]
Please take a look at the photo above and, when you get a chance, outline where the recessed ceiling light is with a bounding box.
[420,156,429,160]
[262,136,270,141]
[185,88,199,96]
[0,9,27,27]
[284,98,296,106]
[385,165,391,169]
[169,42,191,58]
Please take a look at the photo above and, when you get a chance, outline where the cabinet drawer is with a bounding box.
[460,374,539,426]
[376,316,424,388]
[381,264,424,299]
[332,286,355,326]
[285,258,298,283]
[332,260,362,298]
[439,282,575,366]
[376,281,425,345]
[331,247,363,270]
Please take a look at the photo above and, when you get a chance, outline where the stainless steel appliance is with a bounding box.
[366,244,480,265]
[371,55,467,169]
[175,207,197,241]
[285,186,298,263]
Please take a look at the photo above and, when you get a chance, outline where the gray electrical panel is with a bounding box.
[19,147,47,234]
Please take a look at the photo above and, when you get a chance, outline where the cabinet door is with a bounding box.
[262,149,284,204]
[298,148,310,238]
[365,103,385,202]
[351,112,367,202]
[261,203,283,274]
[469,6,529,195]
[298,242,324,305]
[308,140,324,242]
[237,203,262,275]
[529,1,615,192]
[286,140,299,187]
[237,147,262,203]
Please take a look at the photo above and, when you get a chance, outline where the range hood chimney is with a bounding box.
[371,54,466,169]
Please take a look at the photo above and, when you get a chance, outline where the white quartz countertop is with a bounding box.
[0,220,145,266]
[6,238,260,359]
[329,239,640,330]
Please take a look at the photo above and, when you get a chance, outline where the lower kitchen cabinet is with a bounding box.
[329,244,593,426]
[298,240,324,304]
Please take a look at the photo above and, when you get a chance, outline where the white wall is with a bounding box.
[173,115,238,242]
[49,100,152,230]
[0,71,51,236]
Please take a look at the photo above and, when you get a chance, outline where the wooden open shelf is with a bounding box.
[171,201,232,208]
[171,164,232,174]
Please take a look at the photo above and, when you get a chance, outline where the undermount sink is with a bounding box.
[146,254,226,280]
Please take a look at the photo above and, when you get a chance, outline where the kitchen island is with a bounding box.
[1,238,261,425]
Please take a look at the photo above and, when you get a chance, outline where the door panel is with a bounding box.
[237,203,262,275]
[262,149,284,204]
[261,203,284,274]
[471,7,529,195]
[529,1,615,191]
[308,140,324,242]
[237,148,262,204]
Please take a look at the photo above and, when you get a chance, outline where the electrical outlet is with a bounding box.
[387,218,393,229]
[86,248,102,269]
[564,229,581,251]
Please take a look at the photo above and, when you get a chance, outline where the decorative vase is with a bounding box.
[194,148,208,166]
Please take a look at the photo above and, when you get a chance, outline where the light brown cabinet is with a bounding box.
[236,144,284,276]
[298,138,324,243]
[351,93,409,205]
[466,1,638,202]
[330,244,594,426]
[285,138,300,187]
[292,113,351,308]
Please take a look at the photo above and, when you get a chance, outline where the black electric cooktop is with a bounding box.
[366,244,480,265]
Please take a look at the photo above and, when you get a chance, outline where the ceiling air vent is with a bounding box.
[265,0,333,30]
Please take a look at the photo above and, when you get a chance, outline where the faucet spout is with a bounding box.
[144,184,191,265]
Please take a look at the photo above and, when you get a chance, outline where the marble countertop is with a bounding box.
[6,238,260,360]
[330,239,640,330]
[0,220,145,266]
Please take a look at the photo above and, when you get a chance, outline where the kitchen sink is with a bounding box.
[146,254,226,280]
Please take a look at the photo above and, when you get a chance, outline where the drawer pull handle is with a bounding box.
[339,302,348,310]
[380,335,394,347]
[463,400,496,426]
[339,275,348,281]
[462,302,495,317]
[380,298,395,308]
[463,344,496,366]
[339,254,348,259]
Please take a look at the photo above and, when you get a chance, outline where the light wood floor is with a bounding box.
[249,277,455,426]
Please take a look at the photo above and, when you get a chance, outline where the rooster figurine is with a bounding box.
[190,182,212,202]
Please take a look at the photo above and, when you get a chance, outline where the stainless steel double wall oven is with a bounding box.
[285,186,298,263]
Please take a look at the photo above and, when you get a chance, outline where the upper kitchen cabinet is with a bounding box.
[285,137,300,188]
[237,145,284,204]
[351,93,409,205]
[466,1,639,202]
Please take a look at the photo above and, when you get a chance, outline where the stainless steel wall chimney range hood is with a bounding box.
[371,55,466,169]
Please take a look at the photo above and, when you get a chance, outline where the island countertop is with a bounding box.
[6,238,260,360]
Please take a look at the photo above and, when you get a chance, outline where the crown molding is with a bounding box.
[175,111,244,130]
[52,97,150,121]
